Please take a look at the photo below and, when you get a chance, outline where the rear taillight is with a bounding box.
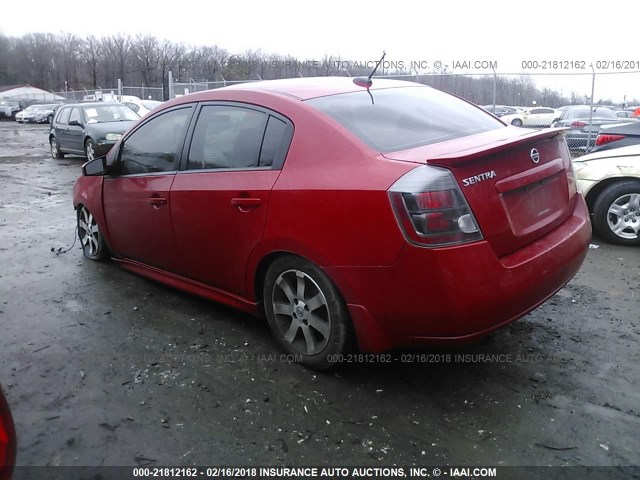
[595,134,625,146]
[0,388,16,480]
[389,165,483,247]
[570,121,587,128]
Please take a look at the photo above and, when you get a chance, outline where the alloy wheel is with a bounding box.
[78,207,100,257]
[85,141,95,161]
[607,193,640,240]
[271,269,331,355]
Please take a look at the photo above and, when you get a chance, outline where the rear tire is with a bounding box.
[592,180,640,246]
[263,255,354,370]
[50,137,64,159]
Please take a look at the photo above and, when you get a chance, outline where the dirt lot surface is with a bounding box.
[0,122,638,478]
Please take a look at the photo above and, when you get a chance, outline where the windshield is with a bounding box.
[82,105,140,123]
[307,86,503,153]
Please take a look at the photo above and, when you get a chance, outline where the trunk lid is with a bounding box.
[383,127,577,256]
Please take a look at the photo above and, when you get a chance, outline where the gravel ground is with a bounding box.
[0,121,638,478]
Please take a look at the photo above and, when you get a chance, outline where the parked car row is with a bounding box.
[551,106,622,153]
[0,99,25,119]
[481,103,640,154]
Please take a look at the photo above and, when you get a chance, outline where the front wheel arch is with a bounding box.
[584,176,639,213]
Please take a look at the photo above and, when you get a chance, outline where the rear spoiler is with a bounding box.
[426,128,569,167]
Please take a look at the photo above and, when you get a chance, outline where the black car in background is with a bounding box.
[481,105,520,117]
[592,121,640,153]
[0,385,15,480]
[551,105,621,153]
[49,102,139,161]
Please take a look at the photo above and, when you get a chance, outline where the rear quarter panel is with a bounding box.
[233,95,417,298]
[259,100,415,267]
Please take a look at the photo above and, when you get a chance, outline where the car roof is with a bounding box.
[218,77,425,100]
[61,102,123,108]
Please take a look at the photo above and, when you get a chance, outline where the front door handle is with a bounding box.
[148,196,167,206]
[231,197,261,208]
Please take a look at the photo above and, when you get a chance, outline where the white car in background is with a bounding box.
[122,99,162,117]
[572,144,640,246]
[501,107,559,128]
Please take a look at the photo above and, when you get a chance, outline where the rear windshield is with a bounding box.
[562,107,618,119]
[306,86,503,152]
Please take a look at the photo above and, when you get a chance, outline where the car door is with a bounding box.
[523,108,540,126]
[538,108,556,126]
[102,105,194,272]
[170,103,293,297]
[67,107,85,153]
[54,107,72,150]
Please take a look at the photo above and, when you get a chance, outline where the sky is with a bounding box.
[2,0,639,103]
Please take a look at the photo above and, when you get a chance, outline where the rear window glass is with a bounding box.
[306,86,503,152]
[563,107,618,119]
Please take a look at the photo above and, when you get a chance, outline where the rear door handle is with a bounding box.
[148,196,167,206]
[231,197,261,208]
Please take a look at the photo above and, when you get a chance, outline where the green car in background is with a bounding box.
[49,102,140,161]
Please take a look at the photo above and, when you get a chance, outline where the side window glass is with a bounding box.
[69,108,81,124]
[118,107,192,175]
[259,116,289,167]
[58,107,71,125]
[187,105,267,170]
[125,102,139,113]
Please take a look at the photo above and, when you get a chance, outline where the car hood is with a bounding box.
[574,144,640,162]
[85,120,136,137]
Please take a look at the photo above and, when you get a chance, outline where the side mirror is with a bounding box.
[82,156,108,176]
[69,119,83,127]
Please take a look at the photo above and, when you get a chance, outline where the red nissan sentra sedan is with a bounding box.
[0,385,16,480]
[72,77,591,369]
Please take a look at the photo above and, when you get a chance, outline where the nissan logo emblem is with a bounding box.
[530,148,540,164]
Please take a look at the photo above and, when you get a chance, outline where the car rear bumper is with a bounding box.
[326,195,591,352]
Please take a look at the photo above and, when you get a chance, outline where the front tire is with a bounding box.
[512,119,523,127]
[77,205,108,260]
[50,137,64,159]
[592,180,640,246]
[263,255,354,370]
[85,139,96,161]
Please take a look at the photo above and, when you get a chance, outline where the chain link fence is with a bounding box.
[52,84,164,103]
[37,69,639,156]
